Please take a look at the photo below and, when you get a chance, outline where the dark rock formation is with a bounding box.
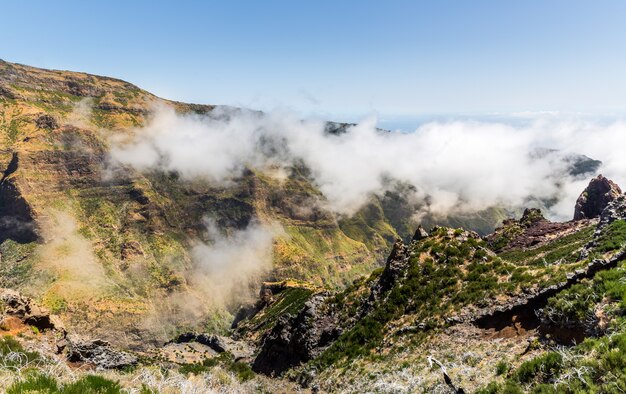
[412,225,429,242]
[520,208,545,225]
[65,336,137,369]
[35,113,59,130]
[171,332,253,360]
[369,238,409,301]
[574,175,622,220]
[252,292,340,376]
[0,289,62,332]
[487,207,592,252]
[0,84,17,99]
[65,79,102,97]
[0,153,40,244]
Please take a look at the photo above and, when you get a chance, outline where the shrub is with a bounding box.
[514,352,563,383]
[63,375,121,394]
[496,361,509,375]
[7,373,59,394]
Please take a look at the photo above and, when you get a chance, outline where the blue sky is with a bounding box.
[2,1,626,126]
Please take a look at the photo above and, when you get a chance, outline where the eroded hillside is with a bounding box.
[0,59,433,347]
[1,60,624,393]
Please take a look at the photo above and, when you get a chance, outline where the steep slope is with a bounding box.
[0,60,616,393]
[0,60,410,346]
[231,177,626,392]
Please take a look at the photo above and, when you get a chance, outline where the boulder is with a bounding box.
[35,114,59,130]
[66,336,137,369]
[171,332,253,361]
[412,225,429,242]
[0,289,62,332]
[574,175,622,220]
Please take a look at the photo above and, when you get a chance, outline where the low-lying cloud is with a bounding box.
[142,218,280,336]
[110,106,626,221]
[188,218,279,305]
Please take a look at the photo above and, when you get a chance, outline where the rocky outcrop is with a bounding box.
[487,208,591,252]
[0,289,63,332]
[252,292,340,376]
[171,332,253,361]
[597,194,626,231]
[35,113,59,130]
[412,225,429,241]
[0,289,136,369]
[472,252,626,337]
[0,153,40,244]
[369,238,410,303]
[574,175,622,220]
[64,336,137,369]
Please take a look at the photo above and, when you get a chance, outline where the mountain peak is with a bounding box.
[574,174,622,220]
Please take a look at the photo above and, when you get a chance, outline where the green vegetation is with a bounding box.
[0,336,42,367]
[7,374,122,394]
[7,373,59,394]
[514,352,563,384]
[496,361,509,375]
[479,332,626,392]
[314,230,506,368]
[482,255,626,392]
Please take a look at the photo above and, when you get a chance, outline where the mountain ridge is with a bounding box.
[1,60,624,393]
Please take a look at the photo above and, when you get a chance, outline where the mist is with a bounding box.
[141,218,280,337]
[188,218,279,305]
[110,106,626,221]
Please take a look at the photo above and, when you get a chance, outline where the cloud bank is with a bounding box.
[110,106,626,221]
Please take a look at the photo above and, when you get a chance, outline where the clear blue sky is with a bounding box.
[2,1,626,124]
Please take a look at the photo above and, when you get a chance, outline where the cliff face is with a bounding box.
[573,174,622,220]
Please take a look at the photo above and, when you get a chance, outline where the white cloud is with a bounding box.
[110,106,626,221]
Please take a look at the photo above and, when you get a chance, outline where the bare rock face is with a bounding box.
[252,292,340,376]
[65,336,137,369]
[0,289,62,332]
[598,194,626,231]
[574,175,622,220]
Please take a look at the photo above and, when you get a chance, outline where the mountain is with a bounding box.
[0,59,407,345]
[0,60,621,393]
[232,175,626,392]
